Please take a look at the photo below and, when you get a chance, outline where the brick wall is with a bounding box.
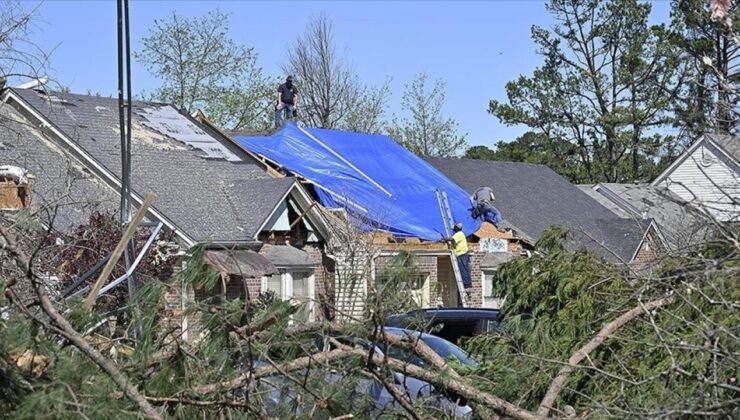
[302,243,334,320]
[467,243,483,308]
[631,230,663,274]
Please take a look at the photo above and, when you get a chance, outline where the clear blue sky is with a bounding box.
[29,0,672,148]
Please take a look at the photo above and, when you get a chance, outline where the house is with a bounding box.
[231,122,516,314]
[651,134,740,222]
[426,158,664,272]
[0,88,333,325]
[579,183,713,253]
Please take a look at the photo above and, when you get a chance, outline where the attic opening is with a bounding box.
[0,165,35,210]
[259,196,320,243]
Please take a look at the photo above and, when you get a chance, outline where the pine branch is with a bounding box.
[537,297,675,418]
[0,224,163,420]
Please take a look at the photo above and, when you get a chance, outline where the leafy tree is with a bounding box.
[135,10,273,131]
[490,0,683,183]
[464,132,587,181]
[283,15,390,131]
[389,73,467,157]
[670,0,740,135]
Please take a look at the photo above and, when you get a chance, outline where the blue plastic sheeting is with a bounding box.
[235,122,480,240]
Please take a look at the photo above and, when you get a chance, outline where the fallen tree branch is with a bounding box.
[537,297,675,418]
[188,347,367,395]
[1,224,162,420]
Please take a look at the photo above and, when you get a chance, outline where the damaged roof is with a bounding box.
[426,157,652,263]
[580,183,713,251]
[235,122,481,240]
[4,88,299,243]
[0,103,118,232]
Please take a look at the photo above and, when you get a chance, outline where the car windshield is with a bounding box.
[380,330,478,368]
[419,335,477,367]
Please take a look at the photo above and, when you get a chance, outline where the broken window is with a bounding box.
[0,165,34,209]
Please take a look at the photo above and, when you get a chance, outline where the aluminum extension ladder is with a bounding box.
[435,188,468,307]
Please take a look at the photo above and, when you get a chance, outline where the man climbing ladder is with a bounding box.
[450,222,473,293]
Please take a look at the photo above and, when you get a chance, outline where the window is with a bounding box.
[262,271,315,322]
[481,270,502,309]
[374,272,430,308]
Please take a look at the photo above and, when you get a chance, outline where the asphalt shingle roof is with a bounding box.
[1,103,118,233]
[8,88,294,243]
[707,133,740,162]
[425,157,649,262]
[580,183,713,251]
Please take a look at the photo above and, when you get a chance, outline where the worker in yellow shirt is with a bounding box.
[450,222,472,291]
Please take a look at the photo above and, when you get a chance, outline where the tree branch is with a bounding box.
[537,297,675,417]
[0,223,163,420]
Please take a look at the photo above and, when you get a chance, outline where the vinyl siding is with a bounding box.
[658,145,740,222]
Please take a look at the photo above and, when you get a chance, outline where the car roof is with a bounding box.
[396,307,501,321]
[383,326,438,341]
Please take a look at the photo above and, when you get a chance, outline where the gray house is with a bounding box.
[0,88,333,324]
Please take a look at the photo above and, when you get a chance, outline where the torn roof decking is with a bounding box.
[234,122,481,241]
[4,88,300,243]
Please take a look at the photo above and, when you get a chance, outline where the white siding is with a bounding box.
[658,145,740,222]
[332,249,371,320]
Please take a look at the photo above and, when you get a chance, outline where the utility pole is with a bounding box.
[117,0,136,299]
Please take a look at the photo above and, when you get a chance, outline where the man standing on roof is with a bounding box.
[450,223,472,294]
[472,186,504,229]
[275,75,299,128]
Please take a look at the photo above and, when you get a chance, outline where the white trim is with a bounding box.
[254,180,332,242]
[2,89,195,247]
[652,136,708,186]
[630,220,659,263]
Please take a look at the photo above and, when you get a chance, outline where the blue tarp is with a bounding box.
[235,122,481,240]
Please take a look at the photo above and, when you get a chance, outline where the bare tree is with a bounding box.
[284,15,377,130]
[340,77,392,134]
[0,1,49,89]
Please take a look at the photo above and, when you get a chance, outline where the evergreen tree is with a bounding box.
[490,0,682,183]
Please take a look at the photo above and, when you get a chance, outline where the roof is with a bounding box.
[4,88,299,243]
[0,103,118,233]
[652,133,740,186]
[426,157,650,263]
[706,133,740,162]
[259,244,317,268]
[203,249,277,277]
[235,122,481,240]
[579,183,713,251]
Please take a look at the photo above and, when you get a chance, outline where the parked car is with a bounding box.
[243,327,476,417]
[385,307,502,345]
[318,327,476,417]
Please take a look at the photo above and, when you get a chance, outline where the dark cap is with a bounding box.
[286,75,294,82]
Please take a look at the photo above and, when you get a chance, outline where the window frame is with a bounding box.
[261,270,316,321]
[481,269,500,309]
